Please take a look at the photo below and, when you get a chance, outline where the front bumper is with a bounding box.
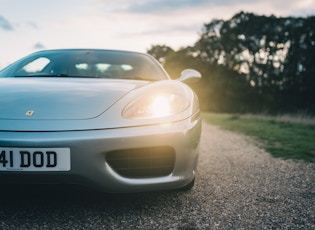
[0,116,201,193]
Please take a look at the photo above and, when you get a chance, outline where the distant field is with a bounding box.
[203,113,315,163]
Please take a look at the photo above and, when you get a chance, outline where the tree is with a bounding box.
[194,12,315,113]
[147,45,175,65]
[148,12,315,114]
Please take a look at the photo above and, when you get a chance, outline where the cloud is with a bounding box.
[125,0,257,14]
[33,42,45,50]
[0,16,14,31]
[125,0,315,17]
[127,0,207,13]
[27,21,39,29]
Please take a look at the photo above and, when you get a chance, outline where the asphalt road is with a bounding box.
[0,122,314,229]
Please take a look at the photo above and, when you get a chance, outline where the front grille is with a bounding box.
[106,147,175,178]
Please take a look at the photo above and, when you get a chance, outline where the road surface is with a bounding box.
[0,122,314,229]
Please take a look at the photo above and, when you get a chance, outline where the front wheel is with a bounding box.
[179,178,195,191]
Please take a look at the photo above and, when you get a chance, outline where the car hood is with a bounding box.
[0,78,147,120]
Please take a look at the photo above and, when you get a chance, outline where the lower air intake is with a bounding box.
[106,146,175,178]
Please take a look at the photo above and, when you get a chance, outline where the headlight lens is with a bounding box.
[123,89,190,119]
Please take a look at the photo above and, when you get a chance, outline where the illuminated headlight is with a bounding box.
[123,89,190,119]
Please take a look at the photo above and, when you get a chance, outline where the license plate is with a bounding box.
[0,147,71,171]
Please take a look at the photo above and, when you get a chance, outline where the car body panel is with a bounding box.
[0,49,201,193]
[0,79,197,132]
[0,78,147,120]
[0,116,201,192]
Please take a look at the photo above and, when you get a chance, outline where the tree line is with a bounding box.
[148,12,315,114]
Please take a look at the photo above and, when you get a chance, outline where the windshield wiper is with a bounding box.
[14,73,69,78]
[13,74,104,78]
[52,73,69,77]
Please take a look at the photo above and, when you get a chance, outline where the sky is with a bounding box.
[0,0,314,69]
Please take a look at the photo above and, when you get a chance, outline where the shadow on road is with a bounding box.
[0,184,198,229]
[0,184,183,209]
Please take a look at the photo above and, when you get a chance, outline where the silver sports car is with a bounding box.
[0,49,201,193]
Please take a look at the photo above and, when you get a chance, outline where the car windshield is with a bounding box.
[0,49,169,81]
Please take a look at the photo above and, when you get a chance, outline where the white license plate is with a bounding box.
[0,147,71,171]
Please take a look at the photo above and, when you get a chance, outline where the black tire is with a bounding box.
[179,178,195,191]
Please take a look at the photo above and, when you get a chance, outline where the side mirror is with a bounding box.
[177,69,201,83]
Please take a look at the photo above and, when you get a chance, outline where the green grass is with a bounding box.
[203,113,315,163]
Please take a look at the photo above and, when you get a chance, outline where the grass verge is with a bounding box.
[203,113,315,163]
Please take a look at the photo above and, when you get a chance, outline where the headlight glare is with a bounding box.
[123,91,189,119]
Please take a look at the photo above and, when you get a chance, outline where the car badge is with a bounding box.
[25,110,35,116]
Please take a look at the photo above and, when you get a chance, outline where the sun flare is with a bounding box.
[150,95,171,117]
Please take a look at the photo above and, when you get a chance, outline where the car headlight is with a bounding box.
[122,88,190,119]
